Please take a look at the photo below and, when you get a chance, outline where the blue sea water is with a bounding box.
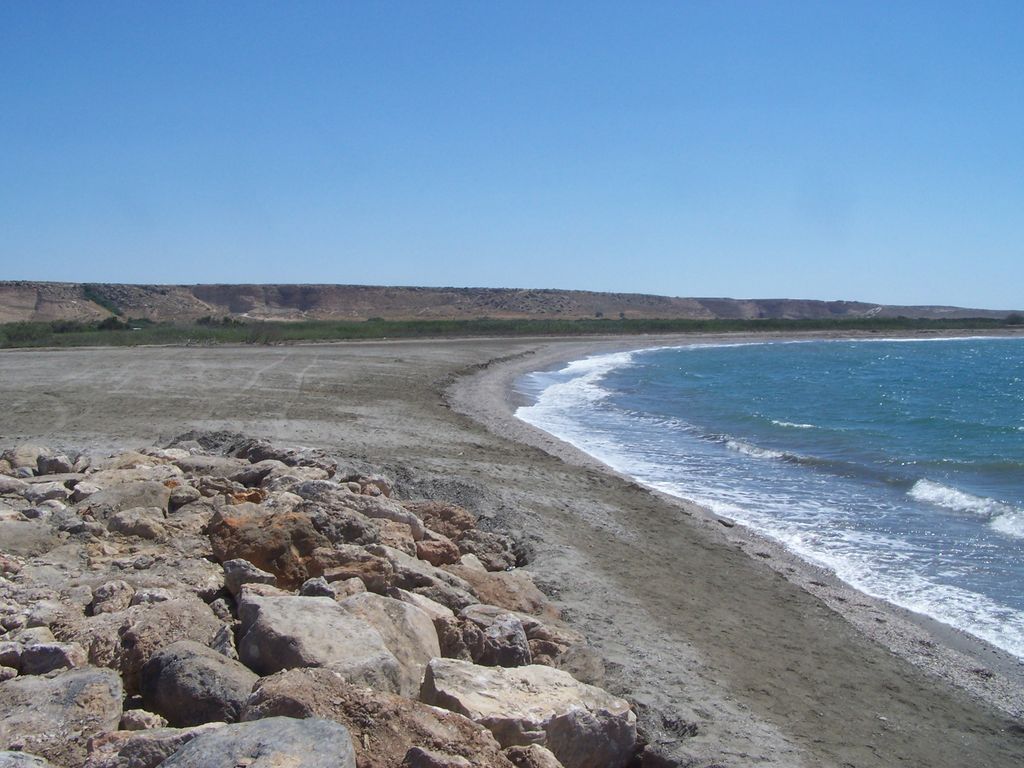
[515,337,1024,659]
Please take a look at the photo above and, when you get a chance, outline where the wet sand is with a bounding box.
[2,333,1022,767]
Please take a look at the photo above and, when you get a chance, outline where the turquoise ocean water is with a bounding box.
[515,337,1024,659]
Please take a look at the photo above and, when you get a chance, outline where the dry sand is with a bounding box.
[2,333,1022,767]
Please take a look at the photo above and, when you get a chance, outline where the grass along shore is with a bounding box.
[3,314,1022,348]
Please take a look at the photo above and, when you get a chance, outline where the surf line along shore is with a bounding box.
[1,332,1022,766]
[446,331,1024,767]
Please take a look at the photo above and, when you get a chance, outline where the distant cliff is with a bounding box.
[0,281,1015,324]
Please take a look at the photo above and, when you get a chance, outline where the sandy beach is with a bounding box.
[2,333,1022,767]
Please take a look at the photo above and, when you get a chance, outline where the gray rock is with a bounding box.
[456,529,517,572]
[70,481,101,503]
[337,592,440,697]
[20,642,87,675]
[85,723,224,768]
[222,559,277,596]
[402,747,472,767]
[141,640,258,726]
[476,614,532,668]
[75,598,224,695]
[0,753,58,768]
[0,668,15,683]
[120,709,168,730]
[369,546,478,611]
[83,481,171,520]
[0,644,21,671]
[0,522,59,558]
[0,666,123,767]
[36,456,73,476]
[6,627,55,646]
[421,659,636,768]
[22,483,70,506]
[167,485,202,511]
[91,580,136,614]
[2,446,50,472]
[160,717,355,768]
[130,588,175,606]
[237,594,401,692]
[0,478,29,496]
[107,507,166,540]
[298,576,335,597]
[172,455,250,478]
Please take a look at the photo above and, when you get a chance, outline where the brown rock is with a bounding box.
[310,544,394,592]
[402,501,477,541]
[379,520,418,557]
[416,532,462,567]
[503,745,565,768]
[242,668,515,768]
[444,566,558,620]
[207,509,329,589]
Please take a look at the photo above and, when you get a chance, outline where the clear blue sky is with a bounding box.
[2,2,1022,309]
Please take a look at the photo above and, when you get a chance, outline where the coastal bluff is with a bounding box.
[0,434,642,768]
[0,281,1014,324]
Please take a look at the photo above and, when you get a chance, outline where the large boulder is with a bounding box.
[0,666,123,767]
[338,592,440,697]
[237,594,401,692]
[242,668,514,768]
[420,659,636,768]
[160,717,355,768]
[140,640,259,726]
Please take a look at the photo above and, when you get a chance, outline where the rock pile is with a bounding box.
[0,437,637,768]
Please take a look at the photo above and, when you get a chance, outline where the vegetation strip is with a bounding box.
[2,315,1022,348]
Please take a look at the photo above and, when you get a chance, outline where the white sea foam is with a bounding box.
[909,479,1008,518]
[771,419,816,429]
[515,341,1024,659]
[725,439,786,460]
[989,510,1024,539]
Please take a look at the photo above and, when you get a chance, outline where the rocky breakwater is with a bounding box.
[0,435,639,768]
